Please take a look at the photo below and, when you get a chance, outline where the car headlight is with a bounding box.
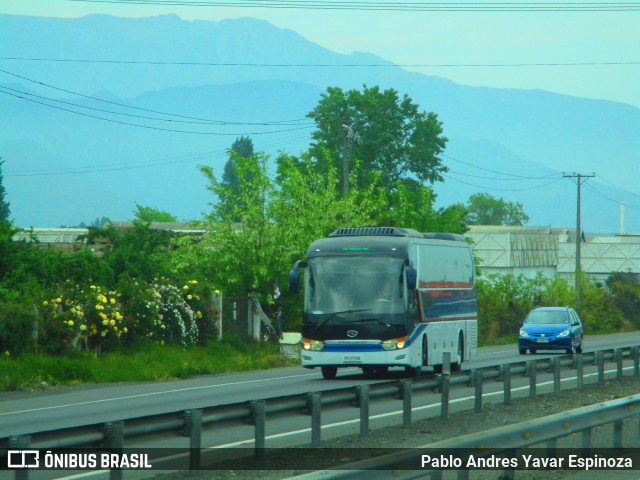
[557,329,571,337]
[381,336,408,351]
[519,329,529,337]
[302,338,324,351]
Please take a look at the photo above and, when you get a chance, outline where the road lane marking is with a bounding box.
[52,365,636,480]
[0,371,323,416]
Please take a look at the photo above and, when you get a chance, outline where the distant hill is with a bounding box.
[1,13,638,232]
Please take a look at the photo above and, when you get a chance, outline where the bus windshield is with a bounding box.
[305,256,406,318]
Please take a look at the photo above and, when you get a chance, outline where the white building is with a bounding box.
[465,226,640,283]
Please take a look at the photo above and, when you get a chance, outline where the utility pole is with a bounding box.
[563,172,594,306]
[341,123,350,197]
[341,123,359,197]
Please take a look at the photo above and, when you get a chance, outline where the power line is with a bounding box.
[595,173,640,198]
[442,153,560,180]
[443,173,564,191]
[0,69,312,126]
[4,132,314,177]
[66,1,640,12]
[2,57,638,68]
[0,85,315,128]
[0,90,314,135]
[447,169,562,181]
[583,182,640,210]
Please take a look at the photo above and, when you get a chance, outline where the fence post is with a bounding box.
[104,421,124,480]
[596,351,605,386]
[613,419,623,448]
[528,361,537,398]
[581,427,592,450]
[546,438,557,460]
[632,346,639,378]
[400,379,412,428]
[553,357,561,396]
[503,363,511,406]
[356,385,370,437]
[474,369,483,413]
[253,401,266,460]
[307,392,322,447]
[9,435,31,480]
[616,348,624,379]
[440,373,450,420]
[183,409,202,470]
[576,354,584,390]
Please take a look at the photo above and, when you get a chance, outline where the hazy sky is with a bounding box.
[1,0,639,108]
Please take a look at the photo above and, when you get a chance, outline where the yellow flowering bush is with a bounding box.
[38,285,128,354]
[37,278,218,354]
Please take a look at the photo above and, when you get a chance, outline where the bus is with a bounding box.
[289,227,478,379]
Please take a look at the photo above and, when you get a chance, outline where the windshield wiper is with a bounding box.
[346,318,391,328]
[314,308,372,331]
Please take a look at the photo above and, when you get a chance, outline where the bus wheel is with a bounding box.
[451,334,464,372]
[321,366,338,379]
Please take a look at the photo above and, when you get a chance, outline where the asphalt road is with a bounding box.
[3,331,639,443]
[3,332,640,480]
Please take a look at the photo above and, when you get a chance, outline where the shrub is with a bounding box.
[0,302,37,356]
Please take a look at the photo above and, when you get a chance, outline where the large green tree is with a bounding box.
[466,193,529,226]
[307,86,448,200]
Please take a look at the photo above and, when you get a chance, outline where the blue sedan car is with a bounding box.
[518,306,583,355]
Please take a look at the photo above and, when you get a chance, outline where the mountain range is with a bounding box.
[1,13,638,232]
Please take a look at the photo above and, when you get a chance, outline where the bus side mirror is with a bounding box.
[289,260,306,294]
[406,266,417,290]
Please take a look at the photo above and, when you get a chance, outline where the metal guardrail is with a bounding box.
[2,345,639,479]
[292,393,640,480]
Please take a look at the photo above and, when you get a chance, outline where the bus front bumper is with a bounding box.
[300,346,414,368]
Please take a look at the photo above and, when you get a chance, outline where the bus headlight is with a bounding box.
[381,336,408,351]
[302,338,325,351]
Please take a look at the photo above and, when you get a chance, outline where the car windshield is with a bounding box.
[525,310,570,325]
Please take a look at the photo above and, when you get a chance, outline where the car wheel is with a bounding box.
[566,338,575,354]
[321,366,337,379]
[519,348,527,355]
[530,349,537,354]
[576,344,583,354]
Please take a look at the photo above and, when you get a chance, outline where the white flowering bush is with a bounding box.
[147,280,199,347]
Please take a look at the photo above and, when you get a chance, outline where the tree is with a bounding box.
[466,193,529,226]
[606,272,640,328]
[200,149,380,299]
[273,152,381,266]
[0,159,10,223]
[133,203,177,223]
[220,136,255,221]
[307,86,448,200]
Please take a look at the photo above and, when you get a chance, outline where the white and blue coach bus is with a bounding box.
[289,227,478,379]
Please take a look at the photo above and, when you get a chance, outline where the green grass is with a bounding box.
[0,337,295,391]
[478,336,517,347]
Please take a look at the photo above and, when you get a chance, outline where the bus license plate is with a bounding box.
[536,338,549,343]
[344,355,362,363]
